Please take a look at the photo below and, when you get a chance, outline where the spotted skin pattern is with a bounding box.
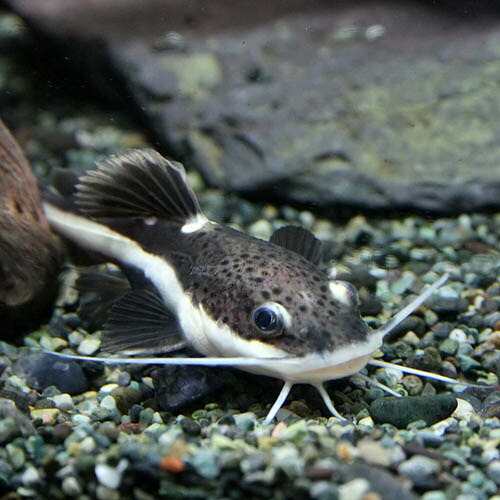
[101,217,369,357]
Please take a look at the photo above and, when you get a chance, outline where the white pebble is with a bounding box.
[452,399,475,420]
[21,466,40,486]
[95,459,128,489]
[339,478,369,500]
[78,338,101,356]
[62,477,82,496]
[100,396,117,412]
[449,329,467,343]
[49,394,74,411]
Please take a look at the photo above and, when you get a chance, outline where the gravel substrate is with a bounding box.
[0,10,499,500]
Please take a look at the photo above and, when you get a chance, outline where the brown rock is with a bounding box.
[0,119,64,337]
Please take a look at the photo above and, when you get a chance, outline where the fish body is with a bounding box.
[44,149,452,421]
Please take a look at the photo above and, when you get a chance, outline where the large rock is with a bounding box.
[7,0,500,213]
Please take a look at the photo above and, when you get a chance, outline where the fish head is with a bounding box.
[195,240,375,381]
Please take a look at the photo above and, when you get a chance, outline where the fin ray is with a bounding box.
[102,288,186,355]
[270,226,323,265]
[76,267,130,330]
[76,149,203,222]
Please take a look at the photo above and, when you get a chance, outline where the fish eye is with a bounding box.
[251,302,289,334]
[329,280,359,307]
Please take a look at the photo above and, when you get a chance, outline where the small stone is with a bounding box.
[398,455,440,487]
[439,338,458,356]
[62,476,82,496]
[6,444,25,469]
[247,220,272,240]
[49,394,74,411]
[402,375,424,396]
[31,408,60,425]
[487,461,500,486]
[422,491,447,500]
[481,392,500,418]
[50,424,71,444]
[110,387,143,414]
[391,272,416,295]
[457,355,482,373]
[356,439,399,467]
[190,449,220,479]
[369,394,457,428]
[271,444,305,477]
[100,396,117,413]
[310,480,338,499]
[452,399,475,420]
[449,328,468,343]
[180,418,201,436]
[21,465,40,486]
[338,478,370,500]
[233,412,256,432]
[430,296,468,315]
[77,338,101,356]
[95,459,128,489]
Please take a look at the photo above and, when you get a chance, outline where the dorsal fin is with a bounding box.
[76,149,203,222]
[270,226,323,265]
[102,288,186,356]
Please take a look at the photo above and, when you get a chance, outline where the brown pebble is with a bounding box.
[160,456,185,474]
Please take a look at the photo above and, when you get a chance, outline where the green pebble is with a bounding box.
[457,355,482,372]
[6,444,25,470]
[139,408,155,425]
[190,449,220,479]
[233,412,256,432]
[439,338,458,356]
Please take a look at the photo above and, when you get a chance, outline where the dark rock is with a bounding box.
[180,417,201,436]
[409,347,442,372]
[6,0,500,214]
[153,365,226,412]
[51,423,72,442]
[429,297,469,316]
[431,322,454,340]
[369,394,458,428]
[13,353,89,395]
[111,386,144,414]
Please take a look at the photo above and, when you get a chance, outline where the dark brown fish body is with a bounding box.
[43,149,455,422]
[0,119,63,336]
[102,216,368,356]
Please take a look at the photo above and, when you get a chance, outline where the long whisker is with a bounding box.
[376,273,449,339]
[368,359,490,388]
[357,373,402,397]
[45,351,294,367]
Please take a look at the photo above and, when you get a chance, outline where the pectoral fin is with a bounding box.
[102,288,186,355]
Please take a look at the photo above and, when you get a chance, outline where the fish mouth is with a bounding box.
[240,332,383,383]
